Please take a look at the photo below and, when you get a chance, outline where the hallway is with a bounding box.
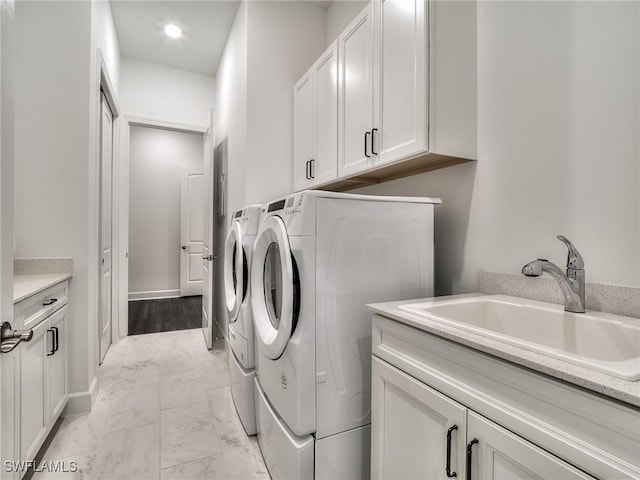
[37,329,268,479]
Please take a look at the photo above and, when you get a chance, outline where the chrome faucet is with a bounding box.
[521,235,585,313]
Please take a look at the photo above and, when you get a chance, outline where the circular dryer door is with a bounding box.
[224,220,247,321]
[251,215,299,359]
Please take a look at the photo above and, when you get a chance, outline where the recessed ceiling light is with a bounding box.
[164,24,182,39]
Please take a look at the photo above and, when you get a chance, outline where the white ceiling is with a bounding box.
[110,1,242,76]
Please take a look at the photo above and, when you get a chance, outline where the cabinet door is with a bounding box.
[374,0,428,166]
[293,72,314,192]
[371,357,467,479]
[20,319,50,463]
[311,41,338,187]
[338,2,375,178]
[48,307,68,421]
[467,412,596,480]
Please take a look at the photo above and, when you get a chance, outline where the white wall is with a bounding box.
[355,1,640,293]
[14,1,94,399]
[215,1,248,220]
[245,1,327,205]
[119,57,215,128]
[213,1,326,337]
[128,126,204,297]
[214,1,248,338]
[326,0,367,46]
[92,0,120,91]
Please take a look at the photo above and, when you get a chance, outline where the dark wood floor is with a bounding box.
[128,296,202,335]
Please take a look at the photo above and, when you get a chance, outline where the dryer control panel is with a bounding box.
[262,192,314,235]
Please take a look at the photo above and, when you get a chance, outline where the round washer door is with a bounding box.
[224,220,245,321]
[250,215,296,359]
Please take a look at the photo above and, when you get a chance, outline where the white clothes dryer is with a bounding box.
[224,204,262,435]
[250,191,440,479]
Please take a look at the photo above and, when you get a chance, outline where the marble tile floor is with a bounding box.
[36,329,269,480]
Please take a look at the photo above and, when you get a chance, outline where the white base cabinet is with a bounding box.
[9,280,70,478]
[373,358,594,479]
[371,314,639,480]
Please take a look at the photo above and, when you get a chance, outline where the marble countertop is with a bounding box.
[14,274,72,304]
[369,294,640,408]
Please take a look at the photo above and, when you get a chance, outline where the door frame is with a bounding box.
[0,0,16,476]
[94,51,121,368]
[116,115,208,339]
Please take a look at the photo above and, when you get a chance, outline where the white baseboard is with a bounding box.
[128,289,180,301]
[64,376,97,416]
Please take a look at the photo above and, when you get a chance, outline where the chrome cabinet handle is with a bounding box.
[310,159,315,179]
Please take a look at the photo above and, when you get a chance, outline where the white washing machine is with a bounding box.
[250,190,440,479]
[224,204,262,435]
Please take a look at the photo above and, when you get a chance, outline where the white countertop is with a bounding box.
[369,294,640,408]
[14,274,72,304]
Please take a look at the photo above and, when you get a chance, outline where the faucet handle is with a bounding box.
[557,235,584,270]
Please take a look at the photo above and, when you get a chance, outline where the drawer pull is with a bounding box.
[43,298,58,306]
[446,425,458,477]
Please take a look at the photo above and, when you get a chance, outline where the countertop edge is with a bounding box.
[14,274,72,304]
[368,297,640,409]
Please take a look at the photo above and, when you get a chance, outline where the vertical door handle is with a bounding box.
[446,425,458,477]
[305,160,310,179]
[371,128,378,155]
[364,131,371,158]
[47,329,55,356]
[310,159,315,179]
[52,326,59,353]
[466,438,479,480]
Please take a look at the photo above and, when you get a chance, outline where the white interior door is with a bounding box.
[202,109,215,348]
[180,168,204,296]
[117,117,129,339]
[99,92,113,363]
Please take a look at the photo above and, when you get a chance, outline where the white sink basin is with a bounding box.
[398,295,640,381]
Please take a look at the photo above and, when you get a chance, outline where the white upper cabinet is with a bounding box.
[294,0,477,191]
[293,73,314,191]
[373,0,428,166]
[337,3,376,177]
[293,42,339,192]
[313,43,339,186]
[338,0,428,178]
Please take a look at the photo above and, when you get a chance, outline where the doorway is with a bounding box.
[127,125,205,335]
